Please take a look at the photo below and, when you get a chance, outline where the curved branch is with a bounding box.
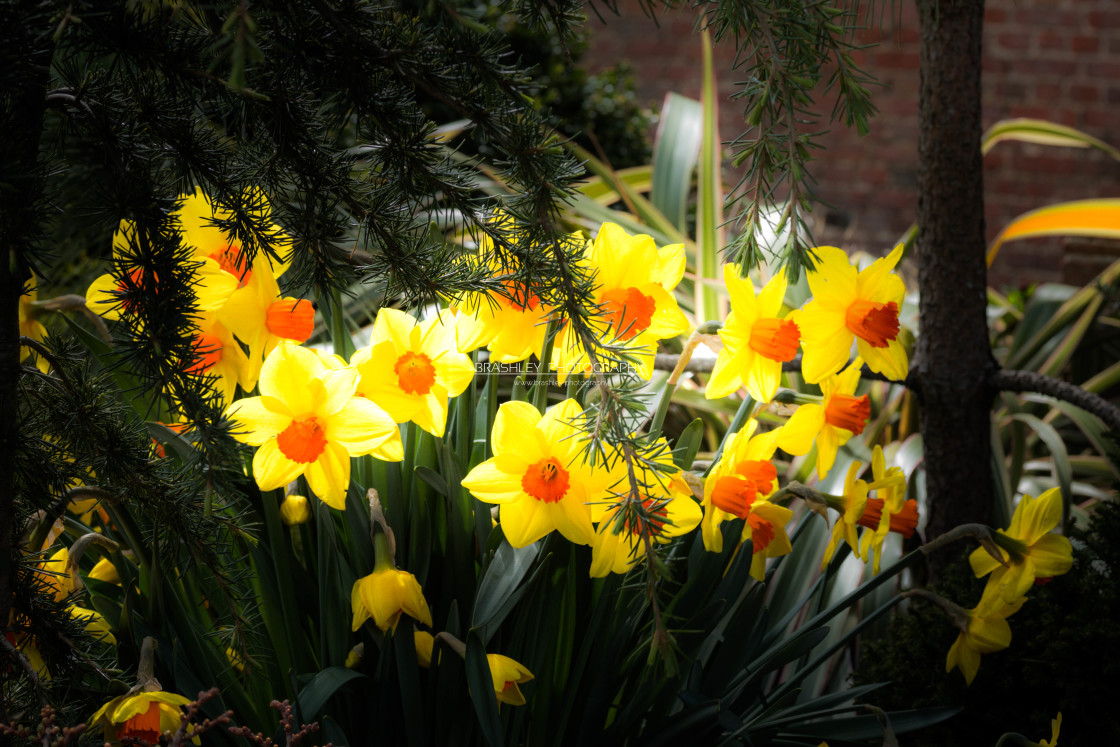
[995,369,1120,433]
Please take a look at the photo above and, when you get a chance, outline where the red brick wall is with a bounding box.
[580,0,1120,287]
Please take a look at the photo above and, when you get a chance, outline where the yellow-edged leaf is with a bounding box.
[987,199,1120,266]
[982,118,1120,160]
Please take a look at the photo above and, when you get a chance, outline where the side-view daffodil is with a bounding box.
[857,446,917,573]
[487,653,534,706]
[351,530,433,633]
[945,582,1025,685]
[777,359,870,480]
[225,341,403,510]
[90,691,197,745]
[551,223,689,382]
[795,244,908,384]
[820,461,870,570]
[707,266,800,403]
[969,487,1073,604]
[461,399,617,548]
[701,420,794,581]
[352,308,475,437]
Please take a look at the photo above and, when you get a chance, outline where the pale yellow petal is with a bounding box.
[252,439,305,491]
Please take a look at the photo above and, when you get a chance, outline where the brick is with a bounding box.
[1071,84,1100,103]
[1087,61,1120,77]
[997,32,1031,51]
[985,7,1008,23]
[1036,83,1063,100]
[875,50,921,69]
[1071,35,1100,53]
[1037,32,1065,51]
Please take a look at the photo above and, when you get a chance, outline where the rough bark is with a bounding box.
[915,0,996,559]
[0,1,53,717]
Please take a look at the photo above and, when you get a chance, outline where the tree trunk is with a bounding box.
[915,0,996,562]
[0,2,53,716]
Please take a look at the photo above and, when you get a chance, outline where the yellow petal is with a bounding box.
[462,459,524,504]
[327,397,398,455]
[226,396,289,445]
[776,404,824,456]
[498,498,555,548]
[252,439,306,491]
[305,441,352,510]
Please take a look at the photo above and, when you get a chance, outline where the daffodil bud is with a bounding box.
[280,494,311,525]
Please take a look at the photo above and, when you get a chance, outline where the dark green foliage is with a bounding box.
[854,503,1120,745]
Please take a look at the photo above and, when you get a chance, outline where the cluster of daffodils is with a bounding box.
[86,189,312,404]
[945,487,1072,684]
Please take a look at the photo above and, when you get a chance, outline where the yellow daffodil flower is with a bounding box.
[1036,713,1062,747]
[89,556,121,585]
[707,266,800,403]
[551,223,689,382]
[37,546,78,602]
[183,312,251,404]
[946,582,1024,685]
[19,274,49,372]
[86,220,237,321]
[452,223,558,362]
[4,612,50,682]
[701,421,794,580]
[487,654,533,706]
[69,605,116,646]
[217,264,314,390]
[225,342,403,510]
[351,308,475,437]
[350,534,433,633]
[795,244,908,384]
[776,359,869,480]
[174,187,290,285]
[969,487,1073,604]
[589,449,701,577]
[90,691,197,745]
[857,446,915,574]
[821,461,870,570]
[461,399,616,548]
[415,631,435,668]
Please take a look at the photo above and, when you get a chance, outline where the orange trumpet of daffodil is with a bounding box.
[225,342,403,510]
[707,266,800,403]
[776,359,870,480]
[969,487,1073,604]
[795,244,908,384]
[351,308,475,438]
[551,223,689,382]
[461,399,616,548]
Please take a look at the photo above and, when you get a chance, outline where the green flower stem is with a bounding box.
[704,395,756,477]
[532,318,558,412]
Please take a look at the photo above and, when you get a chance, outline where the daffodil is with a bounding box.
[452,223,558,362]
[89,556,121,585]
[90,691,196,745]
[19,274,49,372]
[795,244,908,384]
[85,220,236,321]
[183,312,251,404]
[707,266,800,403]
[776,359,869,479]
[415,631,436,668]
[351,308,475,437]
[217,264,314,390]
[225,341,403,510]
[945,582,1025,685]
[461,399,616,548]
[589,452,701,577]
[174,186,290,287]
[4,612,50,682]
[856,446,916,573]
[350,534,433,633]
[487,654,533,706]
[969,487,1073,604]
[37,546,78,602]
[701,421,794,580]
[551,223,689,382]
[69,605,117,645]
[820,461,870,570]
